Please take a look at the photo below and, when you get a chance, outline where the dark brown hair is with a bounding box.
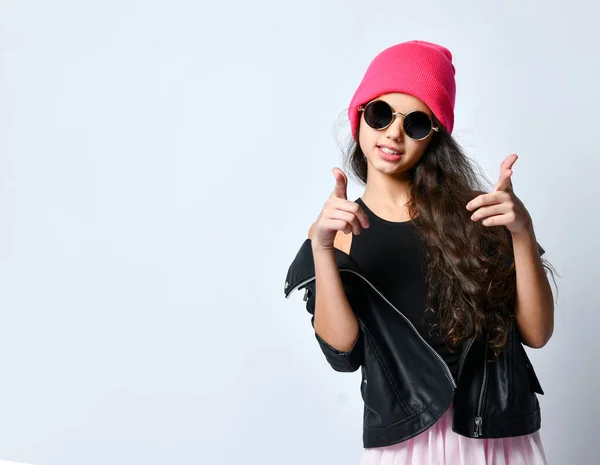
[342,117,558,360]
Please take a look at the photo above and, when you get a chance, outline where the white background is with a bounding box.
[1,1,598,464]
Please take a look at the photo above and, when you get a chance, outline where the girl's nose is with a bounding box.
[385,115,404,141]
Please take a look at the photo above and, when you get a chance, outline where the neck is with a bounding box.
[362,170,414,220]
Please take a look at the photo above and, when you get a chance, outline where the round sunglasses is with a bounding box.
[357,100,439,140]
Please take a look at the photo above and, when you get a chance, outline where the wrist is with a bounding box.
[511,227,536,247]
[510,214,534,239]
[312,243,336,255]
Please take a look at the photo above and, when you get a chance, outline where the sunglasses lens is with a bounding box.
[404,111,432,139]
[363,100,393,129]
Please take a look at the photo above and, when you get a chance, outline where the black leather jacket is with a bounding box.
[283,239,545,448]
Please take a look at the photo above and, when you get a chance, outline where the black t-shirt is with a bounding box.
[350,197,460,381]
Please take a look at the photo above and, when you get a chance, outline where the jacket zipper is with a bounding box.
[288,270,457,389]
[285,277,315,299]
[474,332,490,438]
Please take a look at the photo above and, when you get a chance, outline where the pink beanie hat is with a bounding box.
[348,40,456,139]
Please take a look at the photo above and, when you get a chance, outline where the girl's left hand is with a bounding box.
[465,154,533,236]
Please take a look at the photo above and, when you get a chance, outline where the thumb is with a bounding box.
[332,168,348,200]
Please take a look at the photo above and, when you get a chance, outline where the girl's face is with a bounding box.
[358,92,436,178]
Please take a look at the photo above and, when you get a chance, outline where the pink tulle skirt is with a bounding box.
[360,402,547,465]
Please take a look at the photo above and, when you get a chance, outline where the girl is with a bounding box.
[284,40,556,465]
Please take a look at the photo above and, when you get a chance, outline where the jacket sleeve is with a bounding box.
[537,242,545,257]
[302,280,364,373]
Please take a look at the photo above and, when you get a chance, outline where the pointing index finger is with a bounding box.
[494,154,518,192]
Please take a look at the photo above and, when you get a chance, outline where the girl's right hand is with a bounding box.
[310,168,370,251]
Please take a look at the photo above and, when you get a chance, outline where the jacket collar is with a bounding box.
[283,238,363,299]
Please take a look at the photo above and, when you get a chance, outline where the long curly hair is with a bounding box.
[342,116,558,361]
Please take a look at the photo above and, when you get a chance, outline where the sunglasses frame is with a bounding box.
[357,100,439,141]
